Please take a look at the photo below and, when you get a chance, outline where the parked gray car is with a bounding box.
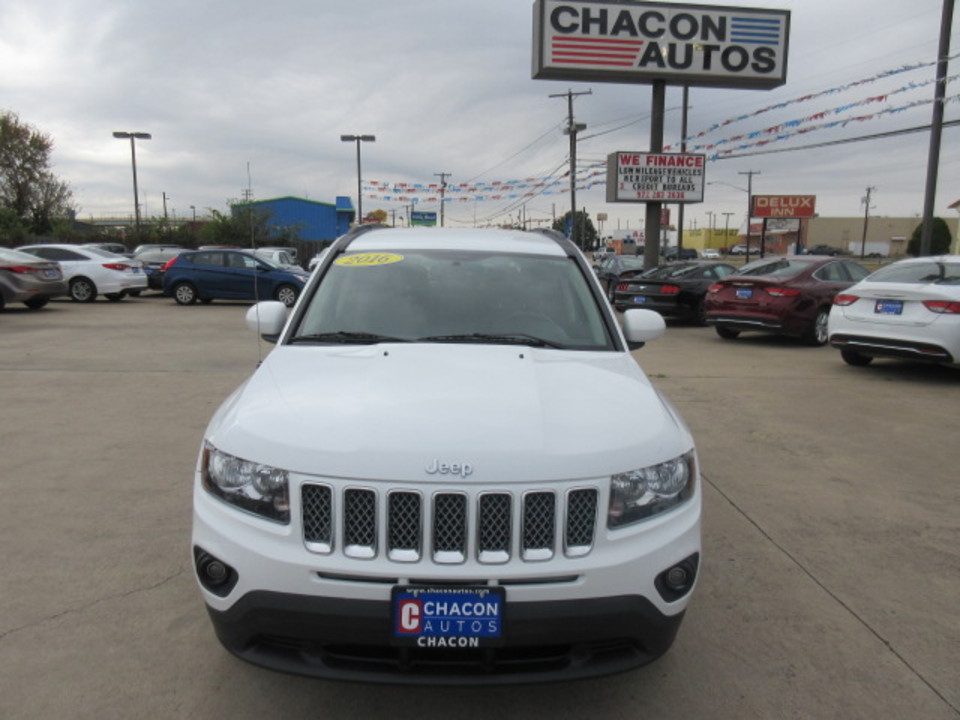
[0,247,68,310]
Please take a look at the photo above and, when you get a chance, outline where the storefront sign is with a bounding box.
[751,195,816,218]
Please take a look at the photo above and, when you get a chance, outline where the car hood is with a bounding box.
[205,344,692,483]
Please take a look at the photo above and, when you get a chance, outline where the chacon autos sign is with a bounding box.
[532,1,790,89]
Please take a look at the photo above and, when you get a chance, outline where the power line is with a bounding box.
[712,119,960,160]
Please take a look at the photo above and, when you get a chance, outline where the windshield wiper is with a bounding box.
[418,333,565,348]
[288,331,410,344]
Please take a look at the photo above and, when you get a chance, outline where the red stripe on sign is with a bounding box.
[553,50,637,60]
[552,58,637,66]
[553,38,645,48]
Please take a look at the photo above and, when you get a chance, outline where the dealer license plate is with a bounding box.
[633,296,647,304]
[735,288,753,299]
[874,300,903,315]
[392,586,505,648]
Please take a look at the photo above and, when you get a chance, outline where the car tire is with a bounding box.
[23,297,49,310]
[805,308,830,346]
[105,291,127,302]
[69,277,97,303]
[128,290,141,297]
[715,325,740,340]
[173,282,199,305]
[841,348,873,367]
[694,299,708,327]
[275,284,299,308]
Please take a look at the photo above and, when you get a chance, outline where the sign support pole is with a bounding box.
[643,80,666,270]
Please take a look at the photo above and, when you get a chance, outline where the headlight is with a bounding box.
[608,451,696,528]
[201,443,290,523]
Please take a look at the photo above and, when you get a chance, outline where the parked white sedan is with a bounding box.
[828,255,960,368]
[16,244,148,302]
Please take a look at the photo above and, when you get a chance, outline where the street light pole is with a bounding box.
[738,170,761,261]
[112,131,151,235]
[341,134,375,224]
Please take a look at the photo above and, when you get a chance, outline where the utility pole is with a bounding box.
[550,88,591,249]
[677,85,690,254]
[434,172,451,227]
[722,212,734,249]
[860,186,877,259]
[920,0,954,255]
[738,170,761,261]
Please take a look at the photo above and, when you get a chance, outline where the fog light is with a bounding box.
[665,566,689,591]
[655,553,699,603]
[205,560,229,585]
[193,547,238,597]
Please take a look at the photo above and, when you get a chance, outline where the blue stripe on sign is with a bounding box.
[732,31,780,40]
[732,16,782,25]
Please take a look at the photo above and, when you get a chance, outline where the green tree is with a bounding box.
[200,206,303,247]
[907,217,953,256]
[0,111,75,235]
[0,206,26,244]
[552,210,598,249]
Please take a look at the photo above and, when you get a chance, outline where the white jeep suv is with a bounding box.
[192,226,701,684]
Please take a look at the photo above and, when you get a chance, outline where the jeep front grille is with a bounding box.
[301,484,599,563]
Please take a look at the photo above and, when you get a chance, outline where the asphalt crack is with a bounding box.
[0,565,186,643]
[703,473,960,716]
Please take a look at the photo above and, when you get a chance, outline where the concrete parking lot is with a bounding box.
[1,295,957,719]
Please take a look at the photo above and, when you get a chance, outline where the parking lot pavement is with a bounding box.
[1,298,958,719]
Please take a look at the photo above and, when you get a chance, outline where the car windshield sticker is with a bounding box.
[335,253,404,267]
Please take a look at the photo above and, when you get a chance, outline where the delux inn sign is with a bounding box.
[532,0,790,89]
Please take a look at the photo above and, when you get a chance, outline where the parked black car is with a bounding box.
[133,247,185,290]
[613,260,738,324]
[593,253,647,299]
[663,247,699,261]
[804,244,845,256]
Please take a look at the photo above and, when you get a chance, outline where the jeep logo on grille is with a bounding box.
[425,459,474,478]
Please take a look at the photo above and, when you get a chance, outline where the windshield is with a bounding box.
[644,262,700,279]
[293,249,614,350]
[867,260,960,285]
[0,248,48,263]
[84,247,124,259]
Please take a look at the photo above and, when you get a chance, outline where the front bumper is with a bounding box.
[204,588,690,684]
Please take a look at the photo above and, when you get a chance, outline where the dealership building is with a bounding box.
[681,215,959,257]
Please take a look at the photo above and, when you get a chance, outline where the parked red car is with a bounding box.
[704,256,870,345]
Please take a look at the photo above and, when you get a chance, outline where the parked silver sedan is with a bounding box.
[0,247,68,310]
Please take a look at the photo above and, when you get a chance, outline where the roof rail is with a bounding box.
[529,226,580,257]
[334,223,391,252]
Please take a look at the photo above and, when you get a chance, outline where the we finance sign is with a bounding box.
[532,1,790,89]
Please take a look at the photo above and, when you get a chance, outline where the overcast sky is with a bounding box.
[1,0,957,235]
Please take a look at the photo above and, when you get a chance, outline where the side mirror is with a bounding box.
[245,301,288,343]
[622,309,666,350]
